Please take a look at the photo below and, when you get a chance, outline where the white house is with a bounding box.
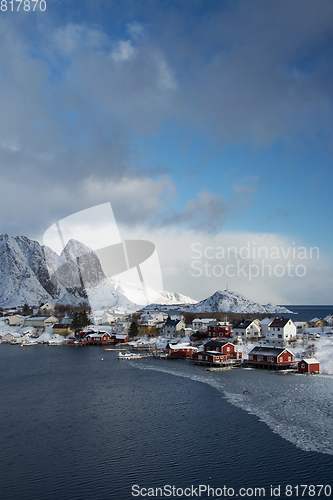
[265,318,297,346]
[4,332,21,342]
[101,312,127,325]
[233,319,261,341]
[324,315,333,327]
[9,315,24,326]
[139,311,168,324]
[294,321,309,331]
[40,302,55,315]
[260,317,273,338]
[24,316,58,328]
[113,321,131,333]
[163,318,186,338]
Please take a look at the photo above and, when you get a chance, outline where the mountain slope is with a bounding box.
[0,234,196,310]
[186,290,293,314]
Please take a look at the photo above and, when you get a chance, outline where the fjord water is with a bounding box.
[0,345,333,500]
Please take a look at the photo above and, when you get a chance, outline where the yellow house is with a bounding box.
[309,318,323,328]
[52,324,73,336]
[138,324,159,337]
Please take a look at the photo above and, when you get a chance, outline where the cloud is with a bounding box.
[0,1,333,251]
[122,226,332,305]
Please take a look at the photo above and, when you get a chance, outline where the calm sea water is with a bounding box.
[280,305,333,321]
[0,345,333,500]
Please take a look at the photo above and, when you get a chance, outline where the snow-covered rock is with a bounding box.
[185,290,293,314]
[0,233,196,310]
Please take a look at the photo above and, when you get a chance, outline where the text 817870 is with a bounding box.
[1,0,46,11]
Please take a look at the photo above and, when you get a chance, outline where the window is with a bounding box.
[278,334,282,338]
[288,357,291,361]
[267,356,274,362]
[257,356,263,361]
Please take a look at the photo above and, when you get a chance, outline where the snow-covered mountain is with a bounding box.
[185,290,293,314]
[0,234,196,310]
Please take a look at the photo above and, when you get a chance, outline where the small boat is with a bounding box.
[118,351,142,360]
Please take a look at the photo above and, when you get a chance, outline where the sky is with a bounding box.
[0,0,333,305]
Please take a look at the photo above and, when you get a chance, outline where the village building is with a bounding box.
[4,332,21,343]
[259,317,273,338]
[167,342,198,358]
[139,311,169,324]
[85,331,112,345]
[111,333,130,344]
[323,315,333,327]
[246,346,296,370]
[265,318,297,346]
[24,315,58,328]
[178,327,194,338]
[8,315,24,327]
[298,358,320,374]
[113,321,131,333]
[309,318,324,328]
[101,311,127,326]
[137,324,159,337]
[191,340,242,366]
[39,302,56,315]
[233,319,261,341]
[206,324,233,338]
[163,318,186,338]
[294,321,309,331]
[192,318,217,332]
[52,324,73,336]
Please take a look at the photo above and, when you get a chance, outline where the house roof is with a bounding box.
[26,316,49,320]
[309,317,321,322]
[249,346,293,356]
[192,318,215,323]
[169,343,197,350]
[87,332,110,338]
[234,320,254,329]
[260,317,273,325]
[300,358,319,364]
[165,319,179,326]
[269,318,292,328]
[205,340,233,348]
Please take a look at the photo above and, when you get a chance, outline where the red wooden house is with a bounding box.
[86,332,112,345]
[167,343,198,358]
[247,346,296,370]
[206,325,233,338]
[298,358,320,374]
[191,341,242,366]
[111,333,130,344]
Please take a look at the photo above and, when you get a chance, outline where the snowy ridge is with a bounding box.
[185,290,293,314]
[0,234,196,310]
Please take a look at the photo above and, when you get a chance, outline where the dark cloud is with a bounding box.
[0,0,332,238]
